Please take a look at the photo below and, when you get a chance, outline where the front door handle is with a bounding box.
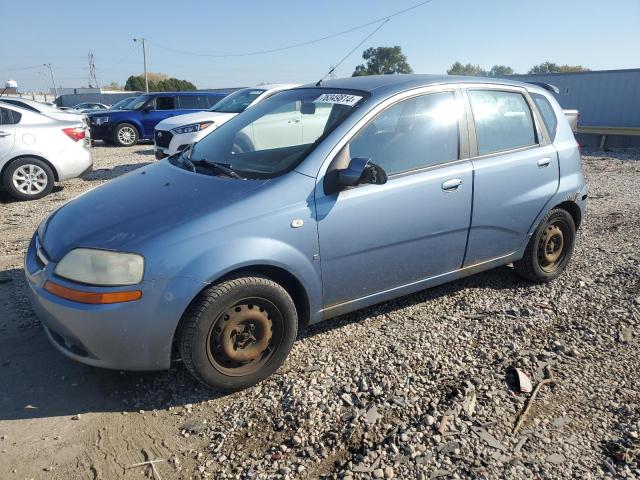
[441,178,463,192]
[0,131,11,137]
[538,157,551,168]
[288,119,300,124]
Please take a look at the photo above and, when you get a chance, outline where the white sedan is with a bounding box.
[154,84,298,159]
[0,103,92,200]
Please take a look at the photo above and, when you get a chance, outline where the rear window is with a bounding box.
[468,90,536,155]
[2,99,39,113]
[531,93,558,141]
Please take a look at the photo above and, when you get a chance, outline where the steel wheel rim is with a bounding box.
[117,126,136,145]
[12,164,48,195]
[538,221,567,273]
[206,298,284,377]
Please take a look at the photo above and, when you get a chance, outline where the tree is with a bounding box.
[489,65,514,76]
[106,81,123,90]
[528,62,590,74]
[352,46,413,76]
[124,75,145,91]
[447,62,487,76]
[125,73,197,92]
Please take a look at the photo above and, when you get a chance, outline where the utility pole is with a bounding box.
[43,63,58,98]
[133,38,149,93]
[88,51,99,89]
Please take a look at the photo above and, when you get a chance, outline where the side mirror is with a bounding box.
[325,157,387,194]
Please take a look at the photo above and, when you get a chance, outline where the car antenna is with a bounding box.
[315,18,390,86]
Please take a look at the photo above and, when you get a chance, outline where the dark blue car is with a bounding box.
[87,91,228,146]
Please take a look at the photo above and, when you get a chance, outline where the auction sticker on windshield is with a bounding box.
[313,93,363,106]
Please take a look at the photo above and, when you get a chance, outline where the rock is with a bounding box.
[546,453,565,464]
[71,414,81,420]
[384,466,395,478]
[373,468,384,478]
[341,393,353,406]
[365,405,382,424]
[471,427,507,451]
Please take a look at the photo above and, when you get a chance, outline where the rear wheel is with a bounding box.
[514,208,576,282]
[178,274,298,391]
[2,157,54,200]
[113,123,138,146]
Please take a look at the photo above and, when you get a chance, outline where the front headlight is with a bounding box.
[55,248,144,286]
[93,116,110,125]
[171,122,214,135]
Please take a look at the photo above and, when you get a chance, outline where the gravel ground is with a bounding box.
[0,144,638,479]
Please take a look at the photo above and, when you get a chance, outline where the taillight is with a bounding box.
[62,127,86,142]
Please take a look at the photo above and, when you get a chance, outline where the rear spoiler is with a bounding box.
[525,82,560,94]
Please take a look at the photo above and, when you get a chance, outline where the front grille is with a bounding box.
[155,130,173,148]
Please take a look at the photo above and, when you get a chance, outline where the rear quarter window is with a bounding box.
[531,93,558,141]
[0,107,21,124]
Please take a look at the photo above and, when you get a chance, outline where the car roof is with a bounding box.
[302,74,529,97]
[0,97,56,110]
[144,91,229,96]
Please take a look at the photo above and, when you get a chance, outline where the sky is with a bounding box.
[2,0,639,92]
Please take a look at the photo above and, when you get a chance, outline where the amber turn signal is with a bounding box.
[44,281,142,304]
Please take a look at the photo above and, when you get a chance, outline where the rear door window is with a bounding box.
[468,90,536,155]
[531,93,558,141]
[178,95,200,109]
[205,95,223,108]
[155,96,176,110]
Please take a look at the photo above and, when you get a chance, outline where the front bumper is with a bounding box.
[24,235,198,371]
[154,129,205,158]
[89,124,114,142]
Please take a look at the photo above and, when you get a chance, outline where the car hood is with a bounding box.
[40,160,268,261]
[155,111,236,131]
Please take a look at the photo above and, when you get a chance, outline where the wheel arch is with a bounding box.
[553,200,582,230]
[171,264,312,361]
[1,154,59,182]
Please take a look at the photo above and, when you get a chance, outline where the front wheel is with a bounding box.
[2,157,55,200]
[513,208,576,283]
[178,275,298,391]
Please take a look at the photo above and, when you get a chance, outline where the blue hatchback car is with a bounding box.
[26,75,586,390]
[87,91,228,146]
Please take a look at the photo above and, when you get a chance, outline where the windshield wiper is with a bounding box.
[180,145,244,179]
[196,159,244,179]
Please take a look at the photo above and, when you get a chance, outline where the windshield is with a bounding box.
[112,97,136,110]
[210,88,266,114]
[190,88,367,179]
[128,95,153,110]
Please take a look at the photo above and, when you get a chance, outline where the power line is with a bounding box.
[317,19,390,85]
[147,0,435,58]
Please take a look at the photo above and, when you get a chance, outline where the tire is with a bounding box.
[178,274,298,391]
[2,157,55,200]
[113,123,139,146]
[513,208,576,283]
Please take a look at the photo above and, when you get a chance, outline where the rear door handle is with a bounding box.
[0,131,11,137]
[288,119,300,124]
[441,178,462,192]
[538,157,551,168]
